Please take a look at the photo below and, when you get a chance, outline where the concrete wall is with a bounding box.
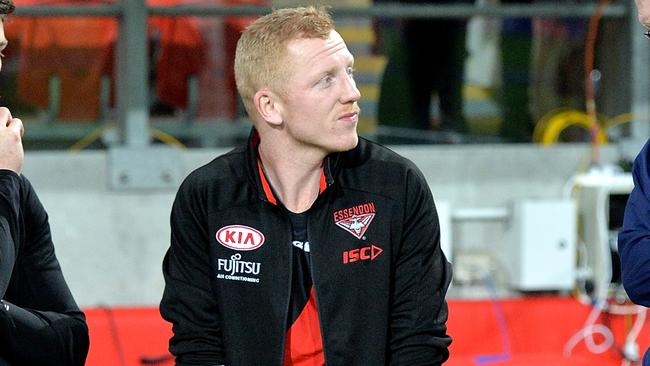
[21,143,622,307]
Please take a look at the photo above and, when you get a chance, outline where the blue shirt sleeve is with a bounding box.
[619,138,650,305]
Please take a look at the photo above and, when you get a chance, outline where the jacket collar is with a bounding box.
[245,127,339,205]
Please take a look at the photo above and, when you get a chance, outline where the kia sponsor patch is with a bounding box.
[216,225,265,251]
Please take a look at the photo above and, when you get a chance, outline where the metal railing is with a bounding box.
[10,1,647,149]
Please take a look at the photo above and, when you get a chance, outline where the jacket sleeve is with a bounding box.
[160,177,227,366]
[388,166,452,365]
[0,170,21,298]
[0,176,89,366]
[619,139,650,306]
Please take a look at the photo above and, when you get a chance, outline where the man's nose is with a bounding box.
[340,76,361,103]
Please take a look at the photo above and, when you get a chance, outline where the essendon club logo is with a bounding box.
[333,202,376,239]
[216,225,265,251]
[343,245,383,264]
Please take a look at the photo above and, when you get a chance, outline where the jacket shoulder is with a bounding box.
[347,138,425,177]
[181,147,247,190]
[174,146,256,213]
[339,138,429,196]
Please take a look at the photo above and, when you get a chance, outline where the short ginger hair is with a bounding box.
[234,6,334,118]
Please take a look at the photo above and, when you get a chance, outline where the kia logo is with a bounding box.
[216,225,265,251]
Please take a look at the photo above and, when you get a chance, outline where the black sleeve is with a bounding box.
[388,167,452,366]
[160,177,227,365]
[0,176,89,366]
[0,171,21,282]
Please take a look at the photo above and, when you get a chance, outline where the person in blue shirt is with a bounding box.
[618,4,650,365]
[620,139,650,305]
[619,139,650,366]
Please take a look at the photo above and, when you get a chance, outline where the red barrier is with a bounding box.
[85,297,650,365]
[446,297,650,366]
[85,307,173,366]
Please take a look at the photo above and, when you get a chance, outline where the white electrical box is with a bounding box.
[502,199,576,291]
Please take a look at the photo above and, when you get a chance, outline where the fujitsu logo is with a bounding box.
[216,253,262,284]
[217,254,261,276]
[333,202,376,239]
[216,225,265,251]
[343,244,383,264]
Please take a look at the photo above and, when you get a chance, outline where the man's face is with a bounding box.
[637,0,650,28]
[0,21,6,72]
[276,30,361,155]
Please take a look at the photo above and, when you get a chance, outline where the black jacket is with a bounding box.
[160,131,452,365]
[0,171,89,366]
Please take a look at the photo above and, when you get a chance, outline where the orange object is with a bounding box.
[8,0,271,120]
[11,0,116,120]
[148,0,206,110]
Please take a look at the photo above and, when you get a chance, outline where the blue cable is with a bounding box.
[474,272,512,365]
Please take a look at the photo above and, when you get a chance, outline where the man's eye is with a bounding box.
[347,67,355,77]
[321,75,334,85]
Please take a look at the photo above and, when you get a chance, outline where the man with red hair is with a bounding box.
[161,6,452,366]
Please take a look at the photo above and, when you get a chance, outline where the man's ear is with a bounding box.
[254,90,283,126]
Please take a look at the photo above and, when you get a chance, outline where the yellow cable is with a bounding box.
[151,128,187,150]
[69,124,114,154]
[605,113,635,130]
[603,113,650,131]
[533,107,576,143]
[539,109,607,146]
[69,125,187,152]
[536,110,650,147]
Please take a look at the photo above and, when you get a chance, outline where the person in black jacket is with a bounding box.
[160,6,452,365]
[0,1,89,365]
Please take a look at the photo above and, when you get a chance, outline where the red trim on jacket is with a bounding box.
[256,158,328,205]
[319,170,327,193]
[283,287,324,366]
[257,158,277,205]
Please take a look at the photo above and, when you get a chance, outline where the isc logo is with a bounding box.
[216,225,265,251]
[342,245,383,264]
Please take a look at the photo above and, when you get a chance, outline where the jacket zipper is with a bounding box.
[279,210,294,366]
[306,213,328,365]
